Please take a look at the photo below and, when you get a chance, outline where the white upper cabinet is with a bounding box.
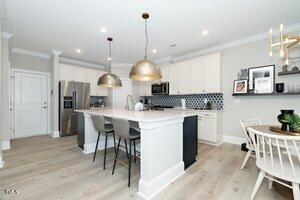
[159,64,169,82]
[59,64,108,96]
[72,66,87,82]
[191,57,205,93]
[179,60,193,94]
[169,63,180,95]
[137,52,221,96]
[86,68,108,96]
[204,52,221,93]
[59,64,73,81]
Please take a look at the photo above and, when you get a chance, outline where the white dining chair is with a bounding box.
[248,127,300,200]
[240,119,262,170]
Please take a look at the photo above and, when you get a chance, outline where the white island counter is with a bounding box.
[76,108,197,199]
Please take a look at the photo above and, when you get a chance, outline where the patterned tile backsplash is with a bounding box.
[90,96,107,107]
[142,93,223,110]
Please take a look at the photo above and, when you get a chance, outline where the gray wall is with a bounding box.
[10,53,50,72]
[222,39,300,139]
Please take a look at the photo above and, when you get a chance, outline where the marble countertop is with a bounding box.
[164,108,223,113]
[75,108,197,123]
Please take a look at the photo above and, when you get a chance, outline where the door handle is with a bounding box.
[42,106,47,109]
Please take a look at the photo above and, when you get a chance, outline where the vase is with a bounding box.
[276,83,284,93]
[277,110,294,131]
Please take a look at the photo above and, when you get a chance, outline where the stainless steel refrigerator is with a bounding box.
[59,81,90,137]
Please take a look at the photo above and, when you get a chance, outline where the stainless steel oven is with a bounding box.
[151,82,169,95]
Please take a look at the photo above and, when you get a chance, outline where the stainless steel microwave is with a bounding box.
[151,82,169,95]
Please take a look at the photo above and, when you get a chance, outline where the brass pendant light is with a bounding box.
[129,13,162,81]
[98,37,122,87]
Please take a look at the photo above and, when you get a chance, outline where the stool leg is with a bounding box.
[134,139,136,163]
[93,132,101,162]
[128,139,132,187]
[112,137,121,175]
[112,131,116,154]
[124,139,129,159]
[103,132,108,170]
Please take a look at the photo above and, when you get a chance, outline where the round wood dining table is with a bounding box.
[248,125,300,200]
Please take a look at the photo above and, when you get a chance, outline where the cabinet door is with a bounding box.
[204,53,221,93]
[179,61,193,94]
[191,57,205,94]
[72,66,87,82]
[139,81,152,96]
[198,117,217,143]
[86,68,98,96]
[97,70,108,96]
[169,63,180,95]
[59,63,73,81]
[160,64,169,82]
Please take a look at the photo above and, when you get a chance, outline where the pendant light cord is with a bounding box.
[144,18,148,59]
[108,40,112,73]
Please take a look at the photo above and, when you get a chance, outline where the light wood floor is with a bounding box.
[0,135,285,200]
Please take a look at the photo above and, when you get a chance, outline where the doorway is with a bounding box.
[11,69,50,139]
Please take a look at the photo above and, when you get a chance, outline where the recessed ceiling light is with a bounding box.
[76,49,82,53]
[100,27,107,33]
[152,49,157,53]
[107,57,112,61]
[202,30,208,36]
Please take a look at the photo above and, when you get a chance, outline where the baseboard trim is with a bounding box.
[50,130,60,138]
[0,156,4,168]
[2,140,11,150]
[223,135,245,145]
[138,161,185,199]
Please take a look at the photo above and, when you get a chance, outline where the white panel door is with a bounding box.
[113,78,132,109]
[14,72,48,138]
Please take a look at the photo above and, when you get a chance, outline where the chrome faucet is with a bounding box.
[126,95,133,110]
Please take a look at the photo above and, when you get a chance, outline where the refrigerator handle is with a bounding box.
[73,91,77,110]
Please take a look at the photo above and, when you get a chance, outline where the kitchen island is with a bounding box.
[75,108,197,199]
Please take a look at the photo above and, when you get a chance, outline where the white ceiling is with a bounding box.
[3,0,300,64]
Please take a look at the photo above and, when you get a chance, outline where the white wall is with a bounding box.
[0,18,3,165]
[1,37,10,145]
[222,39,300,139]
[10,52,50,72]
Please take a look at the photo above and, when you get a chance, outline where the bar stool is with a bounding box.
[111,118,140,187]
[91,115,116,170]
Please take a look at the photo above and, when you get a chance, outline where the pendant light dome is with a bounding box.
[129,13,162,81]
[98,37,122,87]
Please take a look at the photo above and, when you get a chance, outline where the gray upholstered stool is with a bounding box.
[111,118,140,187]
[91,115,116,170]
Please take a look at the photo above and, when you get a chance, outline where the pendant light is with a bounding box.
[129,13,162,81]
[98,37,122,87]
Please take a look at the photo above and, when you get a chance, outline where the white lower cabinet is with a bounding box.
[197,112,223,145]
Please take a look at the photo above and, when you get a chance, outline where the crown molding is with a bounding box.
[11,48,51,59]
[170,23,300,62]
[1,32,13,39]
[112,63,132,67]
[51,49,62,56]
[59,57,106,70]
